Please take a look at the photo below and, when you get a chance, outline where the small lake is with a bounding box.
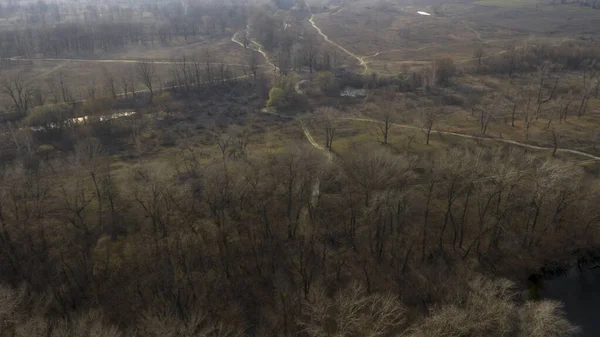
[31,111,136,131]
[340,87,366,98]
[543,264,600,336]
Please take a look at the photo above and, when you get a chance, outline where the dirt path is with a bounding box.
[461,20,482,42]
[343,117,600,161]
[303,0,369,74]
[26,61,67,84]
[231,29,278,73]
[10,56,253,68]
[308,14,369,74]
[11,57,176,64]
[363,46,432,59]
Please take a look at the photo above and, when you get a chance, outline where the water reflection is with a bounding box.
[543,264,600,337]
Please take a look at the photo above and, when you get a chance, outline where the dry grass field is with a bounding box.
[307,0,600,73]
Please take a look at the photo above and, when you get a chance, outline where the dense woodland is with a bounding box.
[1,0,600,336]
[0,106,595,336]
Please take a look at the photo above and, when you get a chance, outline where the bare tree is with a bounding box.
[421,108,437,145]
[1,75,34,116]
[244,50,260,84]
[103,69,118,99]
[375,100,396,145]
[480,94,500,135]
[300,283,407,337]
[318,107,339,151]
[86,80,97,100]
[302,34,319,74]
[203,49,213,85]
[474,45,485,66]
[51,71,74,105]
[519,301,580,337]
[550,128,560,157]
[506,88,521,127]
[534,63,559,120]
[576,60,598,117]
[31,87,46,106]
[135,61,156,102]
[118,72,131,99]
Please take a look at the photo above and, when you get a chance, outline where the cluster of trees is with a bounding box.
[473,41,600,76]
[553,0,600,9]
[244,10,349,76]
[0,52,251,122]
[0,3,249,58]
[467,45,600,143]
[0,110,596,335]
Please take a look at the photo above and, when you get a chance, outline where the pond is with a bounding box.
[543,263,600,337]
[340,87,366,98]
[31,111,137,131]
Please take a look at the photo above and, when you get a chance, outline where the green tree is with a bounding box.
[316,71,339,95]
[267,87,286,108]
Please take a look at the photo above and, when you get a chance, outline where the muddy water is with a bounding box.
[543,265,600,337]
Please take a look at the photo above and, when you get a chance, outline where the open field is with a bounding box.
[305,0,600,74]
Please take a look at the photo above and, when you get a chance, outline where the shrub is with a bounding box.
[266,87,286,108]
[25,103,73,127]
[81,96,115,115]
[316,71,339,95]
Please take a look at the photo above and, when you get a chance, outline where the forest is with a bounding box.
[1,0,600,336]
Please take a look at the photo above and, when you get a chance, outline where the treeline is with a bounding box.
[555,0,600,9]
[0,55,251,125]
[0,116,595,335]
[472,41,600,76]
[0,4,249,58]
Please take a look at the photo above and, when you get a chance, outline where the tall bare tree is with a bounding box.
[103,69,118,99]
[118,72,131,99]
[474,45,485,66]
[534,63,559,120]
[1,74,34,116]
[135,61,156,102]
[375,100,396,145]
[480,94,500,135]
[318,107,339,151]
[421,108,437,145]
[576,60,598,117]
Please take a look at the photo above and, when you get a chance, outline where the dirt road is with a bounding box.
[343,117,600,161]
[231,29,278,72]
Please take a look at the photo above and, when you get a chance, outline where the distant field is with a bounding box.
[305,0,600,75]
[473,0,542,8]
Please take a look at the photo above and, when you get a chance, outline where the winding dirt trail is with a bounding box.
[363,46,431,60]
[231,30,278,72]
[343,117,600,161]
[461,20,482,42]
[308,14,369,74]
[303,0,369,74]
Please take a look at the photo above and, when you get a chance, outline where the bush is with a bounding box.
[435,58,456,86]
[519,301,580,337]
[81,97,115,115]
[407,276,578,337]
[316,71,339,95]
[25,103,73,127]
[266,87,286,108]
